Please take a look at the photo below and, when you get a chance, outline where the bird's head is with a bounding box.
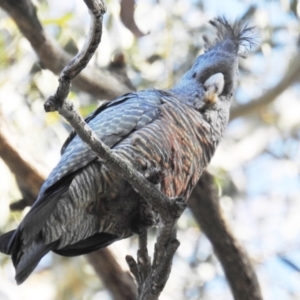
[170,17,255,140]
[171,17,254,107]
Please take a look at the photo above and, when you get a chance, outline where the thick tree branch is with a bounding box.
[230,50,300,120]
[0,113,46,205]
[0,0,131,100]
[188,171,263,300]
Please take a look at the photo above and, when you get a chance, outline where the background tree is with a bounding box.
[0,0,299,300]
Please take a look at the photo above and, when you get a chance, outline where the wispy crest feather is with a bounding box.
[206,16,256,57]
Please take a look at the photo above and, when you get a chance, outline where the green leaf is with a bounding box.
[42,12,74,27]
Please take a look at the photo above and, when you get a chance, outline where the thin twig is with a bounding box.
[44,0,106,111]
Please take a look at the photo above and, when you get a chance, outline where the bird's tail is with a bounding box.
[0,230,58,285]
[14,240,57,285]
[0,229,120,284]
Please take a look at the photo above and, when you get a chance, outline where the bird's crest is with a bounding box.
[204,17,256,57]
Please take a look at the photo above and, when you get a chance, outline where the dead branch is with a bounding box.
[188,171,263,300]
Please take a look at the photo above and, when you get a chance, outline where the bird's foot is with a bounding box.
[126,228,179,300]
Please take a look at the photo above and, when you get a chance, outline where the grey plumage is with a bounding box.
[0,17,254,284]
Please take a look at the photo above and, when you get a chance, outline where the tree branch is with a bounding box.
[0,112,46,206]
[120,0,147,38]
[0,0,132,100]
[0,3,136,297]
[230,50,300,120]
[188,171,263,300]
[87,249,136,300]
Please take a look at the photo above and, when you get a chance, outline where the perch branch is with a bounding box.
[126,225,180,299]
[188,171,263,300]
[45,1,185,299]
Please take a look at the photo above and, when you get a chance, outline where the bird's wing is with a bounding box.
[40,90,162,196]
[14,90,163,246]
[60,94,132,155]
